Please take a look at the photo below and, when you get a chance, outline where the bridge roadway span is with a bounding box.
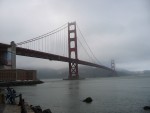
[0,43,112,71]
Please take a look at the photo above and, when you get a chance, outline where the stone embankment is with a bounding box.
[0,80,43,87]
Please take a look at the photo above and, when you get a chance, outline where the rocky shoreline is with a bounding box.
[0,80,44,87]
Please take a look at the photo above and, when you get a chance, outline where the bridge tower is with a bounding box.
[111,59,115,71]
[68,22,79,79]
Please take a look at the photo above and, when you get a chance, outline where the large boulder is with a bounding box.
[31,105,42,113]
[43,109,52,113]
[143,106,150,110]
[83,97,93,103]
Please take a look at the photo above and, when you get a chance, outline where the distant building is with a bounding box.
[0,69,37,81]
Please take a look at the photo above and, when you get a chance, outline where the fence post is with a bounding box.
[18,94,22,106]
[18,94,27,113]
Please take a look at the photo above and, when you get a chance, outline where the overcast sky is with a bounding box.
[0,0,150,71]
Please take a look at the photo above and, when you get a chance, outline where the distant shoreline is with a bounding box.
[0,80,44,87]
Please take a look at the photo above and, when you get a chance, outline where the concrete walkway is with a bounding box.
[0,104,5,113]
[1,104,34,113]
[2,104,20,113]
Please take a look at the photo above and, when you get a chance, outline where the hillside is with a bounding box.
[37,66,117,79]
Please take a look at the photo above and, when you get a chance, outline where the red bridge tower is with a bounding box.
[111,59,115,71]
[68,22,79,79]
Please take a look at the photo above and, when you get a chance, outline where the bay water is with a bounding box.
[14,76,150,113]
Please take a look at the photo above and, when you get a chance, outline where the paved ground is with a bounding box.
[0,104,5,113]
[2,104,20,113]
[0,103,34,113]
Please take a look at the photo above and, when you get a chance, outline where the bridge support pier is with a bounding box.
[8,41,16,69]
[0,41,16,69]
[68,22,79,80]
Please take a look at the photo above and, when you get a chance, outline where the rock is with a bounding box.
[31,105,42,113]
[43,109,52,113]
[83,97,93,103]
[30,105,33,108]
[143,106,150,110]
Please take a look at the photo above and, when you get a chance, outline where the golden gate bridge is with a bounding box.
[0,22,115,80]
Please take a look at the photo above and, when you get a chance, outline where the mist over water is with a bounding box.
[14,76,150,113]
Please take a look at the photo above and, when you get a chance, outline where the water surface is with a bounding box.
[14,76,150,113]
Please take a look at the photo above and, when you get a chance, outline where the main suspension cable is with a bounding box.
[17,23,68,45]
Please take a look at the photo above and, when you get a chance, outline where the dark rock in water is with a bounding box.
[31,105,42,113]
[143,106,150,110]
[83,97,93,103]
[43,109,52,113]
[30,105,33,108]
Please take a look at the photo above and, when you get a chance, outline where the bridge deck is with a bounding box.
[0,43,113,71]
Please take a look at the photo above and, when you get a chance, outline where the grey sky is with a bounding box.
[0,0,150,71]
